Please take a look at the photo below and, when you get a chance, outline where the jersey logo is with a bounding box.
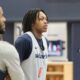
[35,54,47,59]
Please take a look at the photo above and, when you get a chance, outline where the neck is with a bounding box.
[32,30,42,39]
[0,34,3,40]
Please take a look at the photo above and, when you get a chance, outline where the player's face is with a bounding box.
[0,7,6,33]
[32,11,48,34]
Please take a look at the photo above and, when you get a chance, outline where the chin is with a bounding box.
[43,29,47,32]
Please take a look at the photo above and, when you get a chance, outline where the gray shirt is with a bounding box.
[0,41,25,80]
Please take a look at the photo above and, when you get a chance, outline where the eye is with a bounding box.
[39,17,44,21]
[39,17,48,21]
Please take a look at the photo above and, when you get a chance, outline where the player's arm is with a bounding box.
[4,46,25,80]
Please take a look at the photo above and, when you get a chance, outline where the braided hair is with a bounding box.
[22,8,48,33]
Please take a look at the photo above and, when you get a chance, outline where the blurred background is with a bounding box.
[1,0,80,80]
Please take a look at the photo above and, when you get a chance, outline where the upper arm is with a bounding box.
[15,35,32,62]
[15,37,26,62]
[4,46,25,80]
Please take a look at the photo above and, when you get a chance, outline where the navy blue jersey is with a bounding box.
[15,34,48,62]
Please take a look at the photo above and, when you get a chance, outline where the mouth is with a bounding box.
[44,27,47,30]
[44,25,48,29]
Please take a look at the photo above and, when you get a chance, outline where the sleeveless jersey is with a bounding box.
[21,32,48,80]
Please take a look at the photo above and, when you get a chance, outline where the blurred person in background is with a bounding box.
[0,6,25,80]
[15,8,48,80]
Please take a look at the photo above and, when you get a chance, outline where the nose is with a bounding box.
[44,19,48,24]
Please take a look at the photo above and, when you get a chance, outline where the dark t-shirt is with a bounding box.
[15,34,48,62]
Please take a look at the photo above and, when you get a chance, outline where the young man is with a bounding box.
[0,6,25,80]
[15,8,48,80]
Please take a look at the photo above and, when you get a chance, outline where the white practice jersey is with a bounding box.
[21,32,48,80]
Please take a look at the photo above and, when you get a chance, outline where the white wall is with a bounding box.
[46,22,68,61]
[14,22,23,43]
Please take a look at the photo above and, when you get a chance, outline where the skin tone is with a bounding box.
[0,7,6,32]
[32,11,48,39]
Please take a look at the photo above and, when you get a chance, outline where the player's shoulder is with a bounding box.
[15,33,32,44]
[0,41,14,48]
[0,41,18,57]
